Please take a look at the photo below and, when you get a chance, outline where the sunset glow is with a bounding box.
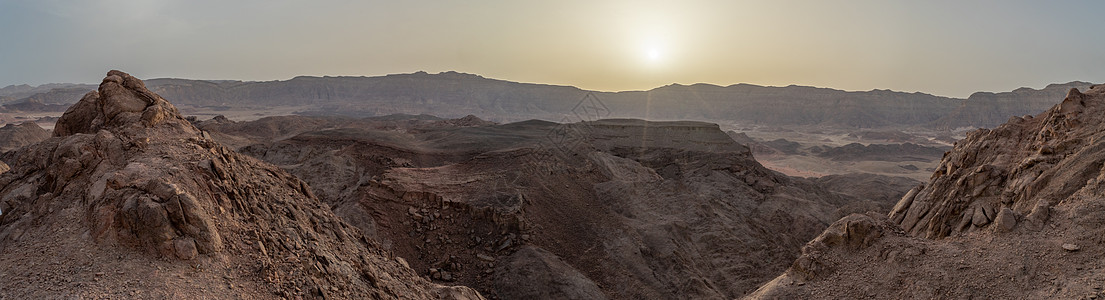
[0,1,1103,97]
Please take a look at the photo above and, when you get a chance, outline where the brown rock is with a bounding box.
[53,70,184,137]
[993,207,1017,233]
[972,204,993,227]
[173,237,198,260]
[1025,200,1050,229]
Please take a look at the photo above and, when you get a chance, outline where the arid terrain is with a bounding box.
[0,71,1100,299]
[3,72,1090,181]
[191,113,926,298]
[0,71,481,299]
[750,85,1105,299]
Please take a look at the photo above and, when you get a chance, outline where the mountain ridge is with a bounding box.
[3,72,1093,130]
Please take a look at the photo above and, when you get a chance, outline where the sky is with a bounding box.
[1,0,1103,98]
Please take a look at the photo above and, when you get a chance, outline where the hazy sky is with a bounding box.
[1,0,1103,97]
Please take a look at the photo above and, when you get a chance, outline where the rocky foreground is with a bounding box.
[0,71,481,299]
[749,85,1105,299]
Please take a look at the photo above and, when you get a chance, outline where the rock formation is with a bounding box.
[890,86,1105,239]
[0,71,481,299]
[749,85,1105,299]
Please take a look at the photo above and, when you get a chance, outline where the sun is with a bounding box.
[647,48,661,61]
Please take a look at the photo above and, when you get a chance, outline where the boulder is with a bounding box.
[993,207,1017,233]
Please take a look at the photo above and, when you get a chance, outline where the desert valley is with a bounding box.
[0,70,1101,299]
[3,1,1104,299]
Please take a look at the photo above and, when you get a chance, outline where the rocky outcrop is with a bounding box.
[890,86,1105,239]
[786,213,891,280]
[0,71,481,299]
[749,85,1105,299]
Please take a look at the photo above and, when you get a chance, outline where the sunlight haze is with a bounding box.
[1,0,1103,97]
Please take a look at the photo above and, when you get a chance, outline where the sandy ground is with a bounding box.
[758,155,935,181]
[724,124,951,181]
[176,105,315,122]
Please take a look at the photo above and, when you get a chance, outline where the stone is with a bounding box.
[173,237,198,260]
[972,204,992,226]
[496,238,513,252]
[1025,200,1050,229]
[1062,243,1080,252]
[53,91,103,137]
[993,207,1017,233]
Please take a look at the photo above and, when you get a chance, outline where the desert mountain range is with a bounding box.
[1,71,1093,130]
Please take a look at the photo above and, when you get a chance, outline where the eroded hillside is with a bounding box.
[750,85,1105,299]
[0,71,481,299]
[202,114,919,298]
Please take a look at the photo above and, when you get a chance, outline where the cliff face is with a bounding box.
[0,71,481,299]
[203,115,914,299]
[935,81,1095,129]
[749,84,1105,299]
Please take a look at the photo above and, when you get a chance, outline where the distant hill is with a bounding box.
[0,83,95,104]
[934,81,1094,129]
[7,72,1093,130]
